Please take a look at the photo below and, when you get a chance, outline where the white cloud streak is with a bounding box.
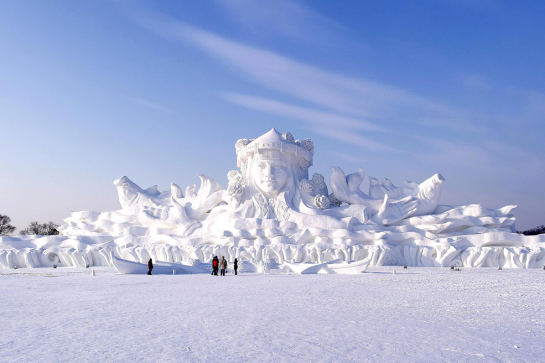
[223,93,397,151]
[419,117,487,133]
[132,10,543,166]
[134,14,456,123]
[216,0,347,43]
[122,96,173,114]
[462,73,491,91]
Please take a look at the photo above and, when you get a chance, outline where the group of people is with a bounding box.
[211,256,238,276]
[146,256,239,276]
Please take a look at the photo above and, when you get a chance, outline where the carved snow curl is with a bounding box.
[314,194,330,209]
[282,132,294,142]
[227,183,243,198]
[299,179,314,194]
[227,170,245,185]
[235,138,250,152]
[328,193,342,207]
[298,138,314,153]
[299,157,310,169]
[312,173,325,189]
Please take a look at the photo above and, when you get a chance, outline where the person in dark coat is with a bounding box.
[219,256,227,276]
[212,256,219,276]
[234,258,238,275]
[147,258,153,275]
[211,255,215,275]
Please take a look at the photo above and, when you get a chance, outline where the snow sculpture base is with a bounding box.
[1,128,544,272]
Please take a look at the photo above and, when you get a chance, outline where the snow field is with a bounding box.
[0,267,544,362]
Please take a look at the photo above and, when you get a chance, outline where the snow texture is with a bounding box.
[1,267,544,362]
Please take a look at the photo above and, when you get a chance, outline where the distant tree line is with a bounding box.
[517,225,545,236]
[20,221,60,235]
[0,214,59,236]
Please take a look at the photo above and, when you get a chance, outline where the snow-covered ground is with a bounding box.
[1,267,544,362]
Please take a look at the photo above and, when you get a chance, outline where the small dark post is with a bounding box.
[53,264,57,269]
[403,265,407,269]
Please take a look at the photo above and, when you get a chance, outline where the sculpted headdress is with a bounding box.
[235,128,314,172]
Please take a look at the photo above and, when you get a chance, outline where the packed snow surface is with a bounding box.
[1,267,544,362]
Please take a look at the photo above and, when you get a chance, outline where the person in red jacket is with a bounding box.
[147,258,153,275]
[212,256,219,276]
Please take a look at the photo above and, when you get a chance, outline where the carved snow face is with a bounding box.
[253,158,289,197]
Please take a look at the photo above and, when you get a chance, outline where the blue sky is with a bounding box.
[1,0,544,231]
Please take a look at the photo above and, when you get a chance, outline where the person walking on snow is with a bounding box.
[220,256,227,276]
[147,258,153,275]
[212,256,219,276]
[234,258,238,275]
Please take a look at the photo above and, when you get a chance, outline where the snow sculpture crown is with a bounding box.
[235,128,314,169]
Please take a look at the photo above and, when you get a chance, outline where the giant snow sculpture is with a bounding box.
[1,128,544,271]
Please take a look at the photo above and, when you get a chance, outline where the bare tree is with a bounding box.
[20,221,60,236]
[0,214,16,235]
[518,225,545,236]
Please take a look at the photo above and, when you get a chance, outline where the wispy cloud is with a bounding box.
[133,14,455,122]
[416,136,541,175]
[461,73,491,91]
[419,138,491,166]
[132,10,543,167]
[433,0,503,11]
[311,126,399,152]
[223,93,397,151]
[516,90,545,124]
[122,96,173,114]
[332,151,371,165]
[419,117,487,133]
[216,0,347,43]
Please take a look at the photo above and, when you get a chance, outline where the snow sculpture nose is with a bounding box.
[264,164,274,180]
